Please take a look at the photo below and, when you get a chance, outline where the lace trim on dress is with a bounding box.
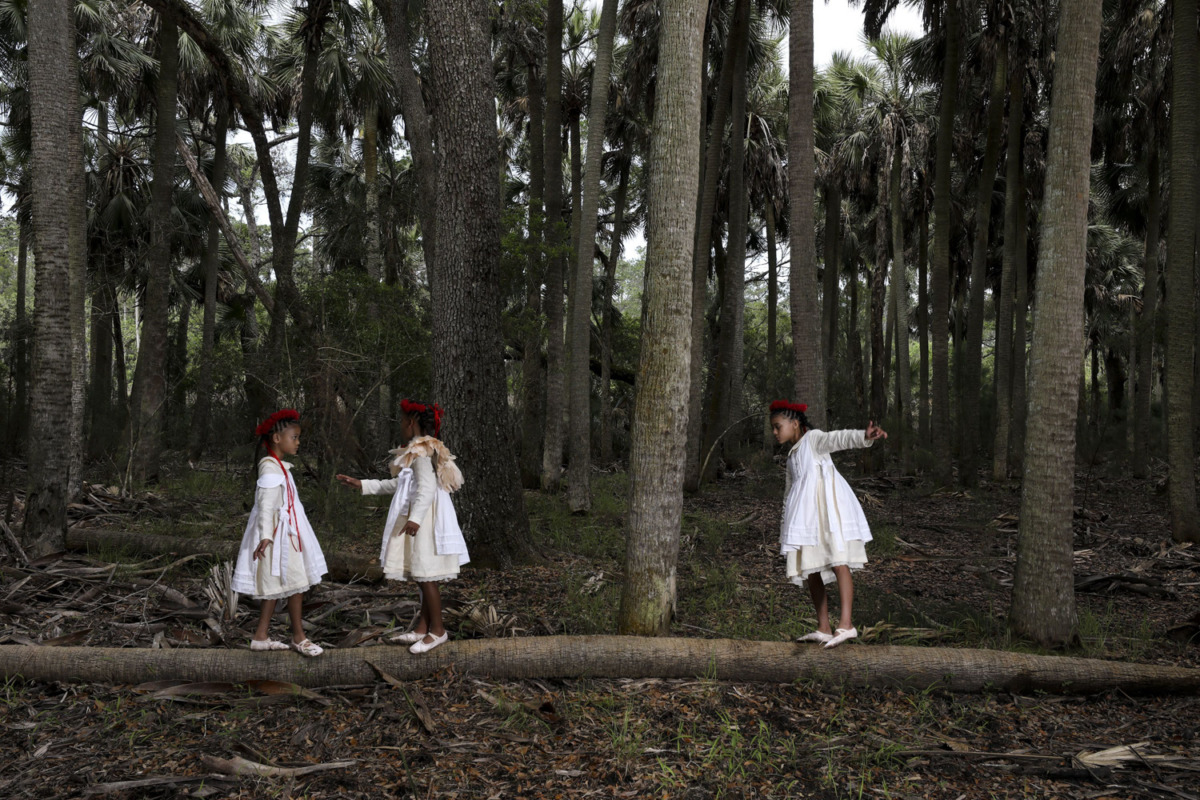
[384,571,459,583]
[251,584,313,601]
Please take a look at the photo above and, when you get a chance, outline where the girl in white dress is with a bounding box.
[336,399,468,654]
[770,401,887,649]
[232,409,329,657]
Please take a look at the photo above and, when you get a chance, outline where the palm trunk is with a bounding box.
[188,115,228,461]
[822,183,841,393]
[930,0,961,483]
[992,63,1024,480]
[541,0,567,491]
[763,201,779,451]
[564,111,581,433]
[1165,0,1200,542]
[918,205,929,443]
[848,259,866,417]
[890,142,910,472]
[600,156,631,465]
[1010,181,1030,470]
[1133,148,1161,478]
[962,44,1008,487]
[684,0,746,492]
[425,0,534,566]
[112,294,128,419]
[567,0,621,512]
[789,0,823,428]
[24,0,79,553]
[870,169,888,426]
[520,59,548,488]
[13,219,30,452]
[68,82,87,502]
[617,0,705,636]
[363,101,388,450]
[170,297,190,438]
[1009,0,1102,645]
[126,9,179,483]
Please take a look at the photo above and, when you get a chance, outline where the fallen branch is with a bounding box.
[200,755,357,778]
[2,638,1199,694]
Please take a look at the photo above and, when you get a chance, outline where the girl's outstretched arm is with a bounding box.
[810,428,878,456]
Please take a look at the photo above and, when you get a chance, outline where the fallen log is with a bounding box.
[2,637,1198,694]
[64,528,383,582]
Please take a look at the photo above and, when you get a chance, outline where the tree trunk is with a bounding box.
[918,205,929,443]
[541,0,567,491]
[870,172,888,426]
[600,156,631,464]
[12,220,30,452]
[1009,0,1102,645]
[930,0,961,483]
[1010,182,1030,471]
[169,296,190,436]
[848,259,866,417]
[684,0,746,492]
[1133,148,1161,478]
[189,115,229,462]
[520,58,548,488]
[763,201,779,451]
[126,10,179,483]
[889,142,911,472]
[87,259,116,460]
[425,0,534,566]
[362,101,389,451]
[567,0,620,512]
[617,0,705,636]
[962,45,1008,488]
[789,0,823,427]
[378,0,437,272]
[992,63,1024,481]
[24,0,78,553]
[68,75,87,504]
[822,183,841,401]
[1165,0,1200,542]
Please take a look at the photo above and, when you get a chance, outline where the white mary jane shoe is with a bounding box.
[409,632,448,654]
[389,630,425,645]
[823,627,858,649]
[291,638,324,657]
[249,638,291,652]
[796,630,833,644]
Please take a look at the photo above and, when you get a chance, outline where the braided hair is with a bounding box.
[252,409,301,473]
[769,400,810,431]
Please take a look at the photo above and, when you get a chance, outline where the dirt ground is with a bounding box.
[0,453,1197,798]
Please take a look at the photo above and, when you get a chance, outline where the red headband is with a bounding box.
[769,400,808,415]
[255,408,300,437]
[401,399,444,436]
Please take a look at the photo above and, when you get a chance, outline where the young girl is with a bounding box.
[336,399,468,654]
[232,409,329,656]
[770,401,887,649]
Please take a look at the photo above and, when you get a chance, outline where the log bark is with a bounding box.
[63,529,383,582]
[2,639,1198,695]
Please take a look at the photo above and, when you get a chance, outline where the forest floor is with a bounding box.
[0,449,1198,799]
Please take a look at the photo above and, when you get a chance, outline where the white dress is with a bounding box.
[232,457,328,600]
[360,436,469,582]
[781,429,874,585]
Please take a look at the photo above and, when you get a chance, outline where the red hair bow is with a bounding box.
[769,400,808,414]
[255,408,300,437]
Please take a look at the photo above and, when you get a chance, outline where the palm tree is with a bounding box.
[1165,0,1199,542]
[618,0,706,636]
[541,0,567,491]
[1009,0,1103,646]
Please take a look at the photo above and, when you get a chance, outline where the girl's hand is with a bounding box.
[865,421,888,441]
[401,520,420,536]
[253,539,271,560]
[335,474,362,491]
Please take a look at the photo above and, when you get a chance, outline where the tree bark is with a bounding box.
[789,0,823,427]
[520,58,548,488]
[425,0,534,566]
[961,44,1008,488]
[992,62,1024,481]
[848,258,866,417]
[4,640,1199,695]
[24,0,78,554]
[68,68,87,504]
[1133,148,1161,478]
[600,156,631,465]
[188,115,229,462]
[930,0,961,484]
[822,182,841,401]
[1010,184,1030,471]
[12,220,30,453]
[763,201,779,451]
[1165,0,1200,542]
[541,0,567,491]
[617,0,705,636]
[918,205,929,443]
[567,0,620,512]
[1009,0,1102,645]
[889,142,911,472]
[684,0,746,492]
[870,170,888,427]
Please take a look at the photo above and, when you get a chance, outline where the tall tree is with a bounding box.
[789,0,823,425]
[618,0,705,636]
[520,51,548,488]
[24,0,79,553]
[567,0,621,513]
[424,0,534,565]
[1165,0,1199,542]
[1009,0,1103,645]
[541,0,567,491]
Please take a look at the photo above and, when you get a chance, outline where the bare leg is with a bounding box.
[287,593,307,643]
[832,565,854,630]
[807,573,832,634]
[418,582,445,642]
[253,600,277,641]
[413,586,428,635]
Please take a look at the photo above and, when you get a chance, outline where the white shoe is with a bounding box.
[389,630,424,644]
[796,630,833,644]
[409,632,448,654]
[249,638,290,651]
[291,638,324,657]
[823,627,858,649]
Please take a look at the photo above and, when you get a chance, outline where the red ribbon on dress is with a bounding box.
[267,449,302,554]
